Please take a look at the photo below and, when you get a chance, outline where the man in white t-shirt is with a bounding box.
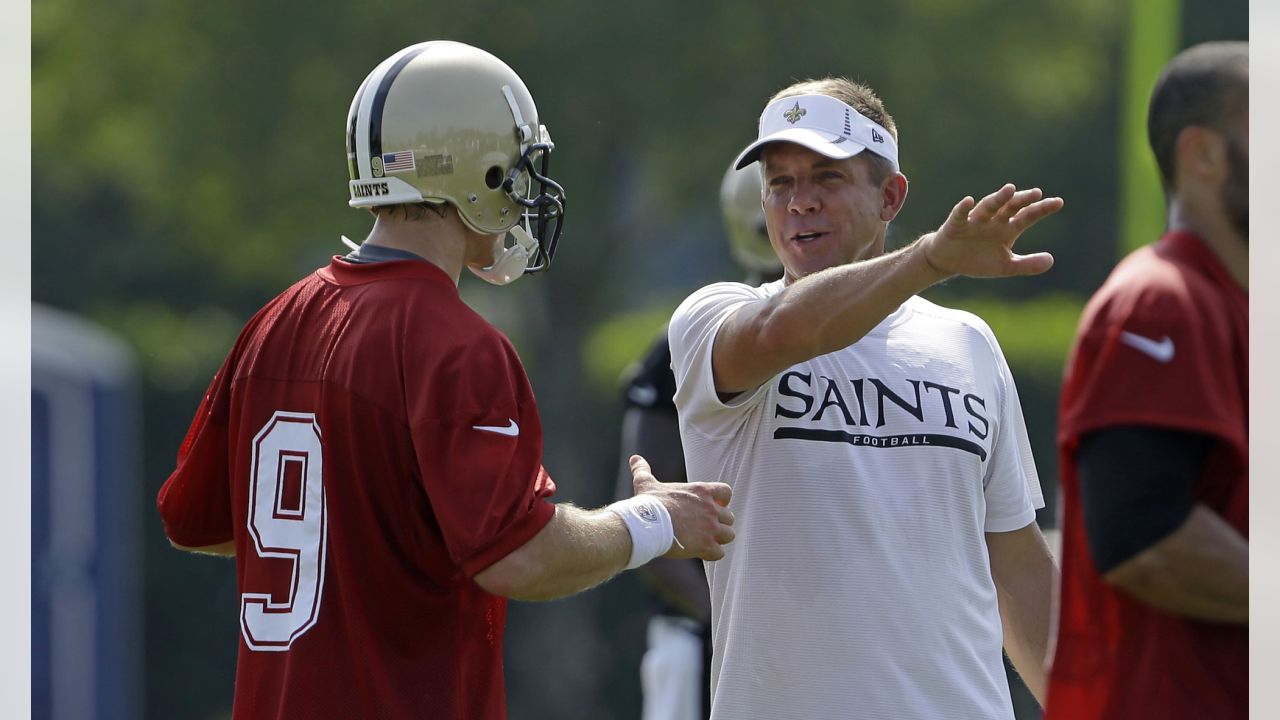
[668,77,1062,719]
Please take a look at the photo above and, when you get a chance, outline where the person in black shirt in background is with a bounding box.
[615,161,783,720]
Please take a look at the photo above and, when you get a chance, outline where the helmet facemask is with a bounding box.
[506,127,566,272]
[472,123,566,285]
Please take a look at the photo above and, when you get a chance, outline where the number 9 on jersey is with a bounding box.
[241,411,328,651]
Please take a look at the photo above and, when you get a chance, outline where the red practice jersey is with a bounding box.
[1046,232,1247,719]
[157,257,557,720]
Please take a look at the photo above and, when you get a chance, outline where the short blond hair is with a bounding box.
[370,201,449,222]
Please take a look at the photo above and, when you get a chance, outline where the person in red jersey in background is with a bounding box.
[1045,41,1248,720]
[156,41,735,720]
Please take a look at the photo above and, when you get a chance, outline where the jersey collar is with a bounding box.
[1157,231,1245,295]
[318,254,456,288]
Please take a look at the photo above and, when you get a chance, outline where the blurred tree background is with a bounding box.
[31,1,1246,717]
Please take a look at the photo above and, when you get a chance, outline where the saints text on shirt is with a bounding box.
[772,370,990,460]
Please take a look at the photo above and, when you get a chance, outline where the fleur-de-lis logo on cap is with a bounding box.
[783,102,806,124]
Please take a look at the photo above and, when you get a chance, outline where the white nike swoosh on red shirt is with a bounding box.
[1119,331,1174,363]
[472,419,520,437]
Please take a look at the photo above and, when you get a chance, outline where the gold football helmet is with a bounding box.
[346,41,565,284]
[719,162,781,277]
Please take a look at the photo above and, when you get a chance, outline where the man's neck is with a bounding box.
[1167,202,1248,290]
[363,213,467,285]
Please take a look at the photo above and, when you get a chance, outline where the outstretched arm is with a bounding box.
[713,185,1062,394]
[472,503,632,601]
[475,457,734,602]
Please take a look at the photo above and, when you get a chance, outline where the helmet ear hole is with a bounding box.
[484,166,504,190]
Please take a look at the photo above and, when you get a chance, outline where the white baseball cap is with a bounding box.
[733,93,899,171]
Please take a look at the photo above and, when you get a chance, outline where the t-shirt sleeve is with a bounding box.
[1060,282,1241,449]
[156,359,236,548]
[668,282,772,435]
[982,338,1044,533]
[411,334,557,578]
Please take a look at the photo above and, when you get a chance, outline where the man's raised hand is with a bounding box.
[920,184,1063,279]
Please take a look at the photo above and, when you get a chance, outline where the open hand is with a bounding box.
[920,184,1063,279]
[630,455,735,561]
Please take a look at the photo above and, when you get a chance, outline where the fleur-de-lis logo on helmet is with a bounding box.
[783,102,806,124]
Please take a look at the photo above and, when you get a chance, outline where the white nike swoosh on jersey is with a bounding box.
[1119,331,1174,363]
[472,419,520,436]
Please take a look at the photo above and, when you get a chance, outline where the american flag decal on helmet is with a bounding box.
[381,150,416,174]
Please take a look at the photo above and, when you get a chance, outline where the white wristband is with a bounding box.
[608,495,675,570]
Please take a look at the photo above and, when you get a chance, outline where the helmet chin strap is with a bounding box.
[469,224,538,286]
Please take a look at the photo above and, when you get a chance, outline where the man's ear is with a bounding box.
[1175,125,1228,186]
[880,172,909,222]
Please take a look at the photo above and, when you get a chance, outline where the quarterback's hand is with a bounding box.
[918,184,1062,279]
[629,455,735,561]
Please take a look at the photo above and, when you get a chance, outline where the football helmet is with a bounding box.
[345,41,565,284]
[719,162,782,276]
